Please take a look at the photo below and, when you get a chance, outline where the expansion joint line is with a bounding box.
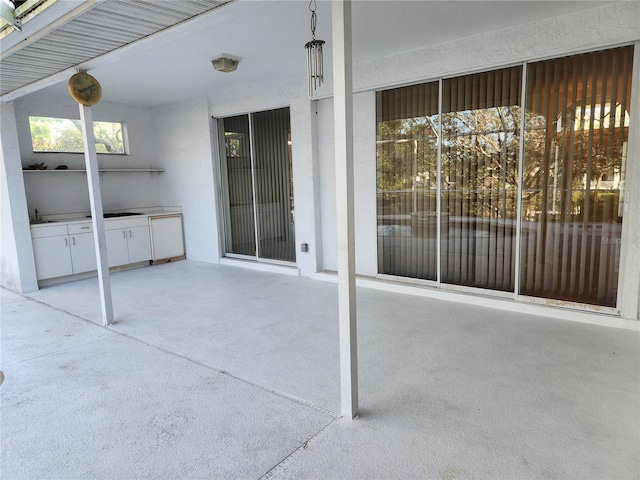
[21,291,340,418]
[259,417,339,479]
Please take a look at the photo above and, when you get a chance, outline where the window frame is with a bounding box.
[28,115,129,155]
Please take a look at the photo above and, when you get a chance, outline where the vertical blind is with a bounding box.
[376,81,439,280]
[376,45,633,307]
[520,46,633,306]
[252,108,296,262]
[441,67,522,291]
[219,108,296,262]
[221,115,255,256]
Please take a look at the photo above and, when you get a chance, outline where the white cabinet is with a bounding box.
[32,235,73,280]
[105,217,151,267]
[30,212,168,283]
[31,223,96,280]
[128,226,153,263]
[149,214,185,261]
[67,223,97,274]
[105,229,131,267]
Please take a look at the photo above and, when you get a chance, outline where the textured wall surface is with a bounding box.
[13,87,163,216]
[152,99,219,263]
[1,103,37,292]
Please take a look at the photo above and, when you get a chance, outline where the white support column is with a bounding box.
[332,0,358,419]
[79,104,114,326]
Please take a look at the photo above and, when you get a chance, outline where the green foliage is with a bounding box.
[377,103,627,223]
[29,117,124,154]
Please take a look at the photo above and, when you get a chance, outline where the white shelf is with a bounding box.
[23,168,165,173]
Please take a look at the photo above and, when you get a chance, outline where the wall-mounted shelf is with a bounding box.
[23,168,165,173]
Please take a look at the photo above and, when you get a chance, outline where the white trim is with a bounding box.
[311,271,639,331]
[312,42,639,103]
[517,294,618,316]
[436,77,443,285]
[514,61,527,297]
[219,257,299,276]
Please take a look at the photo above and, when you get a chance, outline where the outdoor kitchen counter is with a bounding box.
[30,208,184,283]
[30,207,182,225]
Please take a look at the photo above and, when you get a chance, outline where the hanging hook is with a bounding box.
[309,0,317,38]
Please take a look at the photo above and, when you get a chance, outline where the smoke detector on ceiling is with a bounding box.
[211,55,239,73]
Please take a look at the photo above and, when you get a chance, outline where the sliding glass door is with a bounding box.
[520,47,632,306]
[376,81,439,280]
[376,45,633,308]
[219,107,296,262]
[441,67,521,291]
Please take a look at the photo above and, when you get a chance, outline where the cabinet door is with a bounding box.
[105,229,130,267]
[126,226,152,263]
[32,236,73,280]
[149,215,185,260]
[70,233,97,274]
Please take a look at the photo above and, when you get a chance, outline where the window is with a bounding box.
[29,116,126,154]
[376,45,633,308]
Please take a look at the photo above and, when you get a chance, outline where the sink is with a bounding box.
[31,220,57,224]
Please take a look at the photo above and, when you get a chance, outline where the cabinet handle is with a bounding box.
[123,230,126,238]
[64,237,68,246]
[129,230,132,238]
[72,237,76,246]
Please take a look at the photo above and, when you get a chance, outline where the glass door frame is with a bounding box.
[217,109,297,267]
[375,47,633,314]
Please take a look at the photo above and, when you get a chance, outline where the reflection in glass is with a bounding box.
[220,115,255,256]
[441,67,522,291]
[520,46,633,306]
[252,108,296,262]
[376,82,439,280]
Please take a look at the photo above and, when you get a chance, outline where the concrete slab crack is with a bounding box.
[259,417,339,479]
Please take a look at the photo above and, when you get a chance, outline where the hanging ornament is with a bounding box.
[305,0,325,97]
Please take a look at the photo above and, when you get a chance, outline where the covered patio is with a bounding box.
[2,261,638,479]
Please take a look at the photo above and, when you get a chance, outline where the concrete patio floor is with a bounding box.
[1,260,639,479]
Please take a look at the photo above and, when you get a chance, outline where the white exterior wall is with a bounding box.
[314,2,640,318]
[1,103,38,292]
[152,99,219,263]
[13,88,163,216]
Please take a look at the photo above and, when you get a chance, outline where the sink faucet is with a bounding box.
[35,208,39,222]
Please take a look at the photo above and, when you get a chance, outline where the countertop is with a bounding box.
[30,207,182,227]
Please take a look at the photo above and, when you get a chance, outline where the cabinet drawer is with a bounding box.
[31,224,68,238]
[68,222,93,235]
[105,216,149,230]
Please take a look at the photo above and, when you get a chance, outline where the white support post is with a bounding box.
[332,0,358,419]
[79,104,114,326]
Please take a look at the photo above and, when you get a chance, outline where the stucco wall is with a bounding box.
[13,87,163,216]
[151,99,220,263]
[1,103,38,293]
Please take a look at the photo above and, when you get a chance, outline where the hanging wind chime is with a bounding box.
[305,0,325,97]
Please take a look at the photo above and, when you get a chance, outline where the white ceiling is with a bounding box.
[5,0,615,107]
